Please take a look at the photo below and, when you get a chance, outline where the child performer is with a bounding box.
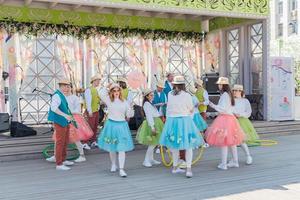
[136,89,163,167]
[152,80,167,122]
[195,79,209,121]
[206,77,245,170]
[98,83,134,177]
[160,75,205,178]
[232,84,258,165]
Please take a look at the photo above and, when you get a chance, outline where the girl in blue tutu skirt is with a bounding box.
[160,75,205,178]
[98,83,134,177]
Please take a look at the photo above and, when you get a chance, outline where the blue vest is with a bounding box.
[153,90,167,116]
[163,81,172,98]
[48,90,70,127]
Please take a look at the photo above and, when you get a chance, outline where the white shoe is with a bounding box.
[110,165,118,172]
[82,143,91,150]
[203,143,210,148]
[46,156,56,163]
[91,142,98,148]
[246,156,253,165]
[119,169,127,177]
[63,160,74,166]
[150,159,161,165]
[74,156,86,163]
[143,160,152,167]
[186,171,193,178]
[155,148,160,154]
[217,163,228,170]
[172,168,186,174]
[227,160,239,168]
[56,165,70,171]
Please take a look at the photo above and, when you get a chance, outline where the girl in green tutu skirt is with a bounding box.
[136,88,163,167]
[233,84,259,165]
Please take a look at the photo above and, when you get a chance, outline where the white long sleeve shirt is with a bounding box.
[192,95,200,114]
[210,92,234,115]
[233,98,252,118]
[202,89,210,106]
[50,93,62,112]
[66,95,81,114]
[84,88,93,114]
[166,91,194,117]
[143,101,160,129]
[99,89,132,121]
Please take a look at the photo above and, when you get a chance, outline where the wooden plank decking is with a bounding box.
[0,133,299,200]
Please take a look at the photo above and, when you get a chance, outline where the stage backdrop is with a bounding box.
[270,57,294,121]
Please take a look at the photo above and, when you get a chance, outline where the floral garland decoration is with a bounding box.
[0,18,207,41]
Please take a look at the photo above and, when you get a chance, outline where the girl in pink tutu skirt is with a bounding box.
[206,77,245,170]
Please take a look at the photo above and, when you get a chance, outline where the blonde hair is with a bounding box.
[109,87,124,102]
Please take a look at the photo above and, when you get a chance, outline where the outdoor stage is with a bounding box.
[0,133,299,200]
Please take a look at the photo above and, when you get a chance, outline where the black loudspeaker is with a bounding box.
[10,121,37,137]
[202,73,220,94]
[128,105,144,130]
[0,113,9,132]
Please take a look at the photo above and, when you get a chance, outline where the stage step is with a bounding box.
[0,120,300,162]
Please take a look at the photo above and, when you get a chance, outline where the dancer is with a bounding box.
[116,77,134,105]
[98,83,134,177]
[160,75,205,178]
[232,84,258,165]
[136,88,163,167]
[48,88,94,163]
[206,77,245,170]
[48,79,73,170]
[163,72,174,96]
[195,79,209,120]
[189,87,208,133]
[84,74,101,149]
[152,80,167,122]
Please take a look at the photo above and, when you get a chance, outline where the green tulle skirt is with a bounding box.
[136,117,164,146]
[238,117,259,142]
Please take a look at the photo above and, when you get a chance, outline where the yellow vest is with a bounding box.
[84,86,100,113]
[122,88,129,100]
[196,88,207,113]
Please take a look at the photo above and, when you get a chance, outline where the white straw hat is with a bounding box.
[90,74,101,83]
[195,79,203,86]
[156,80,165,88]
[232,84,244,91]
[109,83,121,91]
[172,75,185,85]
[58,78,71,85]
[216,77,229,85]
[142,88,153,97]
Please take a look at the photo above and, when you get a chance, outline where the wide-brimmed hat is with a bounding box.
[216,77,229,85]
[189,86,197,94]
[58,78,71,85]
[232,84,244,91]
[90,74,101,83]
[156,80,165,88]
[195,79,203,86]
[116,77,128,84]
[172,75,186,85]
[109,83,121,91]
[142,88,153,97]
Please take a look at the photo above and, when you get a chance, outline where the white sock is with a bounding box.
[185,149,193,168]
[170,149,179,168]
[148,145,155,161]
[221,147,228,165]
[75,141,84,156]
[109,152,117,166]
[230,145,238,163]
[241,143,251,157]
[118,151,126,169]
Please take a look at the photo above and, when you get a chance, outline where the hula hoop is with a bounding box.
[160,145,205,168]
[42,143,80,160]
[246,139,278,147]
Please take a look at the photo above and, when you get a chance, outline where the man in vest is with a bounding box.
[48,79,73,171]
[195,79,209,121]
[84,74,101,149]
[153,80,167,122]
[163,72,174,96]
[117,77,134,105]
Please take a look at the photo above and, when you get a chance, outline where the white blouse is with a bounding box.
[210,92,234,115]
[233,98,252,118]
[143,101,160,129]
[66,95,81,114]
[192,95,200,114]
[99,89,132,121]
[166,91,194,117]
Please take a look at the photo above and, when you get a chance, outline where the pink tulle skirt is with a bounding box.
[52,114,93,143]
[205,114,245,147]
